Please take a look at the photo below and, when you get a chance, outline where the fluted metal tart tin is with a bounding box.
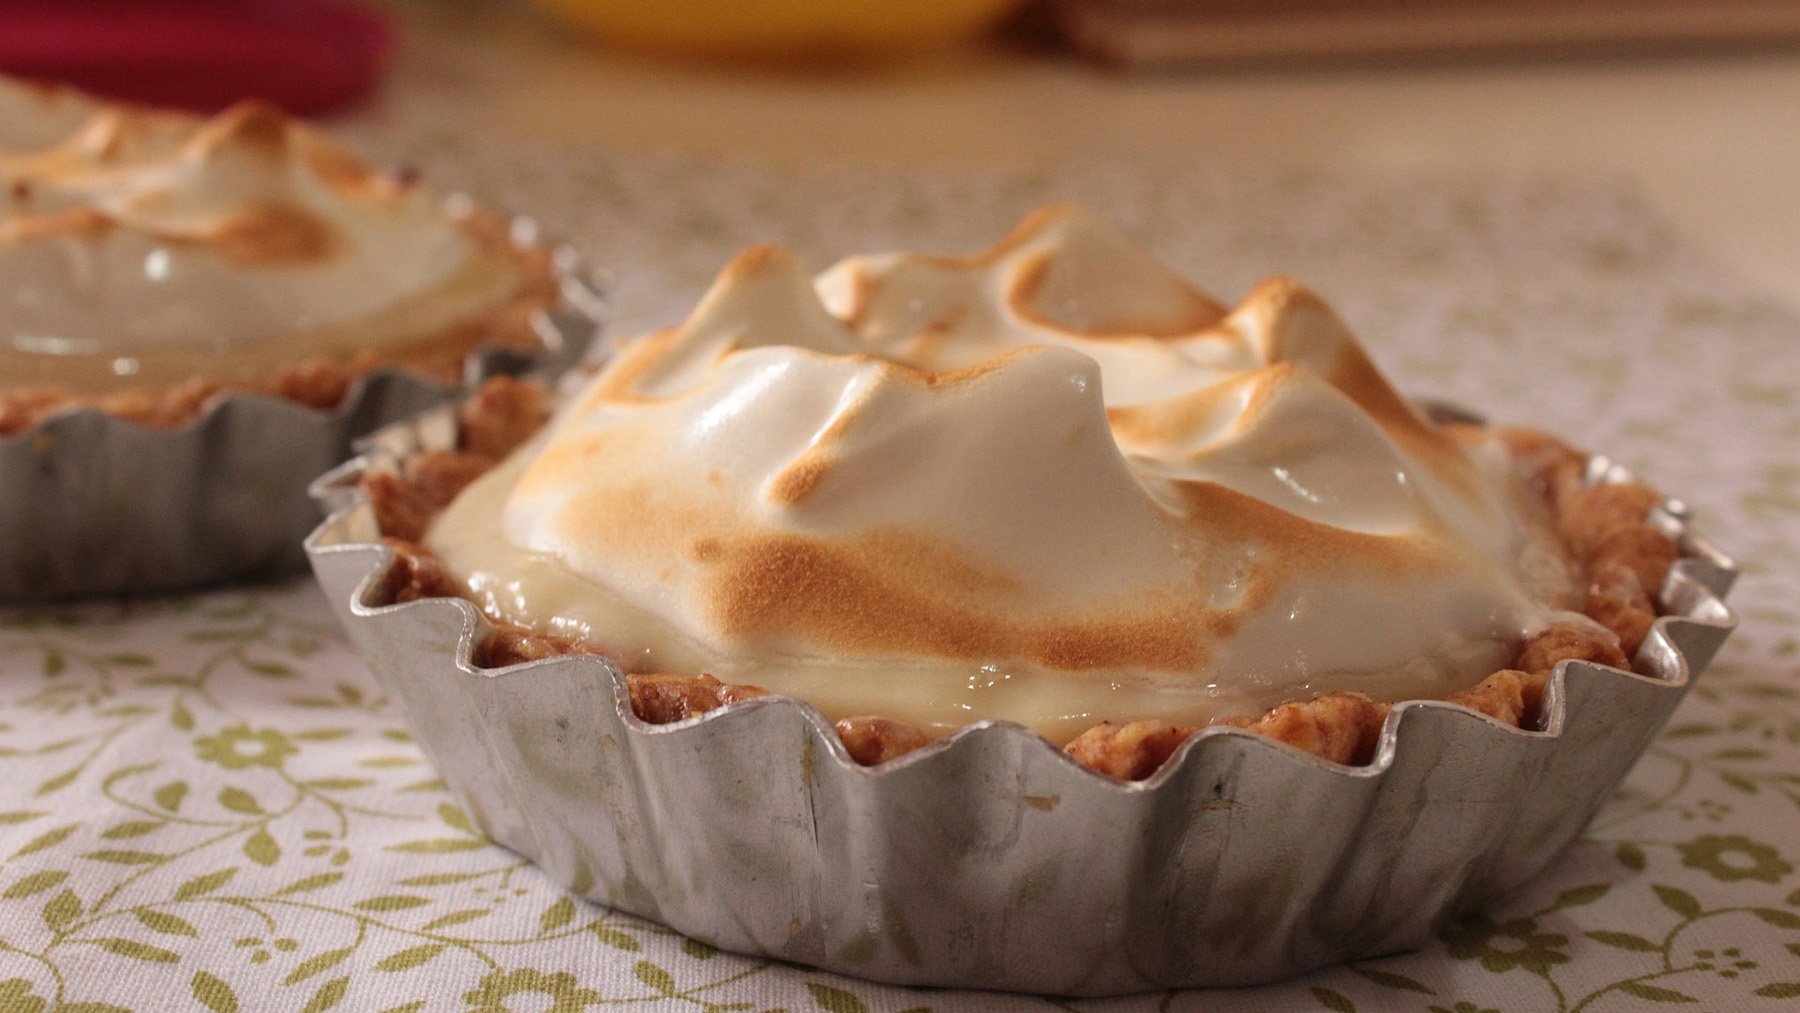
[304,410,1737,995]
[0,218,602,602]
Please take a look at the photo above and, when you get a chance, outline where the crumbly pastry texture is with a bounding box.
[360,366,1675,778]
[0,82,556,436]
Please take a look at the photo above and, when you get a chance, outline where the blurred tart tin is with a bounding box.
[0,229,601,601]
[305,411,1736,995]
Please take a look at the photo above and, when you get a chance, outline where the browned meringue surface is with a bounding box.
[0,80,532,396]
[423,207,1592,742]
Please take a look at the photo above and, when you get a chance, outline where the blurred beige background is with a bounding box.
[378,0,1799,310]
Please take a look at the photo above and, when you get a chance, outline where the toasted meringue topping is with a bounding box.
[0,79,111,156]
[1,85,525,393]
[427,206,1582,742]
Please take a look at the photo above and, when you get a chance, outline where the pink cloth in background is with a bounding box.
[0,0,393,116]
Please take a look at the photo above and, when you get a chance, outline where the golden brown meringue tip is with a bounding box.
[2,85,397,218]
[0,77,105,152]
[186,100,294,162]
[173,101,396,204]
[819,202,1228,341]
[676,244,860,352]
[1107,361,1295,454]
[1222,276,1457,449]
[1003,206,1227,334]
[720,241,800,281]
[1221,277,1353,366]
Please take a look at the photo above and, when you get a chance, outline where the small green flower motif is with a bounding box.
[195,725,297,770]
[0,978,48,1013]
[465,968,602,1013]
[1441,914,1572,974]
[1676,834,1793,884]
[1430,1004,1500,1013]
[1692,947,1758,979]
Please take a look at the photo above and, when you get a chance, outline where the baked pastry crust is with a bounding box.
[355,377,1677,779]
[0,211,557,437]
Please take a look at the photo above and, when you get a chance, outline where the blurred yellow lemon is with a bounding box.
[534,0,1022,61]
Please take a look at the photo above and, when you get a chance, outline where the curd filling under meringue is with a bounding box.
[426,206,1583,742]
[0,88,525,393]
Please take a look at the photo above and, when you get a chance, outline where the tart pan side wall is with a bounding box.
[305,431,1736,993]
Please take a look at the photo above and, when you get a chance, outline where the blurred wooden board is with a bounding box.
[1050,0,1800,66]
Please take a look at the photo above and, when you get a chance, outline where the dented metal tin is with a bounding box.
[303,411,1737,995]
[0,222,603,601]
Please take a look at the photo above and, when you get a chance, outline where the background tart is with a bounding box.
[0,78,556,436]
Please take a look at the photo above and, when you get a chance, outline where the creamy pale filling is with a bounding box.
[0,240,523,391]
[425,447,1579,744]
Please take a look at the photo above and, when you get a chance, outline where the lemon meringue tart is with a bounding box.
[358,205,1676,777]
[0,79,555,434]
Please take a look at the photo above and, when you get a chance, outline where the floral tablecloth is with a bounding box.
[4,135,1800,1012]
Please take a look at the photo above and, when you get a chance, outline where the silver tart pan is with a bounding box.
[0,230,602,602]
[304,413,1737,995]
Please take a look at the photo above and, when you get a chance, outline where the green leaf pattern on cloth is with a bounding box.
[5,140,1800,1010]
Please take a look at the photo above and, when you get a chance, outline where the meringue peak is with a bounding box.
[672,245,862,362]
[0,78,106,156]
